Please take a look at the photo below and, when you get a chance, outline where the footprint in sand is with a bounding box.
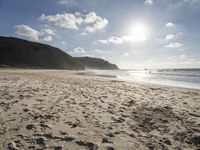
[75,140,98,150]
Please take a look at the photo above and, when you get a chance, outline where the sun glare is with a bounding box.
[129,23,148,42]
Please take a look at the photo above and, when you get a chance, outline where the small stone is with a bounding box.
[129,134,135,138]
[102,138,112,143]
[23,108,29,112]
[55,146,62,150]
[40,123,51,129]
[26,124,34,130]
[76,140,98,149]
[128,100,135,105]
[163,138,172,145]
[114,131,120,135]
[61,136,74,142]
[14,140,20,144]
[190,136,200,146]
[45,114,54,119]
[146,143,155,150]
[174,147,182,150]
[43,133,53,139]
[28,145,36,149]
[106,146,115,150]
[106,133,115,137]
[59,131,67,135]
[71,123,78,128]
[36,137,45,145]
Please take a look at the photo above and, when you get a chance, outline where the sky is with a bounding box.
[0,0,200,69]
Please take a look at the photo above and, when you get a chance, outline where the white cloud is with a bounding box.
[58,0,69,4]
[180,54,187,59]
[76,17,84,25]
[166,42,183,48]
[42,29,55,36]
[61,41,66,44]
[98,34,146,44]
[85,16,108,33]
[80,32,87,36]
[70,47,88,57]
[123,53,129,57]
[165,34,175,40]
[40,12,108,33]
[182,0,200,4]
[99,36,123,44]
[145,0,154,5]
[15,25,55,42]
[94,49,103,53]
[85,12,98,24]
[83,54,94,57]
[75,12,81,16]
[165,22,176,28]
[73,47,86,53]
[166,55,188,62]
[40,13,81,29]
[15,25,40,41]
[42,35,53,42]
[58,0,79,6]
[121,35,146,42]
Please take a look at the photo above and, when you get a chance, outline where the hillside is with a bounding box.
[75,57,119,70]
[0,36,84,70]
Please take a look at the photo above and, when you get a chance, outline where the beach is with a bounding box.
[0,69,200,150]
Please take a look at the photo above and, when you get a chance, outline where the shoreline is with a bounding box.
[1,68,199,91]
[79,69,200,90]
[75,69,200,91]
[1,68,199,90]
[0,69,200,150]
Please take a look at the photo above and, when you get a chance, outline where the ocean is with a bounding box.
[91,68,200,89]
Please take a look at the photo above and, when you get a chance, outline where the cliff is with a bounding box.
[75,57,119,70]
[0,36,84,70]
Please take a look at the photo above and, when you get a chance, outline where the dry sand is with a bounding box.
[0,69,200,150]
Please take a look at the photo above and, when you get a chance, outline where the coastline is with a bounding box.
[84,69,200,90]
[0,69,200,150]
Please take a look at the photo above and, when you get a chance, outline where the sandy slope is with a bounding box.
[0,69,200,150]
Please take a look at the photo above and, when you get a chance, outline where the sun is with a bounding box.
[129,23,148,42]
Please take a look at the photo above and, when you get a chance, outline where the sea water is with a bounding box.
[91,68,200,89]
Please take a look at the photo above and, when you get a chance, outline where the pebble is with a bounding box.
[106,146,115,150]
[26,124,34,130]
[36,137,45,145]
[102,138,112,143]
[55,146,62,150]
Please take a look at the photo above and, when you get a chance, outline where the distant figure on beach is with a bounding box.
[149,69,152,74]
[145,68,152,74]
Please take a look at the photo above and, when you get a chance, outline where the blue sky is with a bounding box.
[0,0,200,69]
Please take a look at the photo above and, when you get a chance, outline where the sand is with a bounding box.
[0,69,200,150]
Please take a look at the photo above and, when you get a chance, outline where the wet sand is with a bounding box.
[0,69,200,150]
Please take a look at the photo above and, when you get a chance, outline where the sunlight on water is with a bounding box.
[91,69,200,89]
[129,70,151,79]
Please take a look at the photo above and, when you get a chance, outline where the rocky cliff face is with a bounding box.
[0,36,84,70]
[75,57,119,70]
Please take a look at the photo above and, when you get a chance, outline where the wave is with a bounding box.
[91,68,200,89]
[127,69,200,78]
